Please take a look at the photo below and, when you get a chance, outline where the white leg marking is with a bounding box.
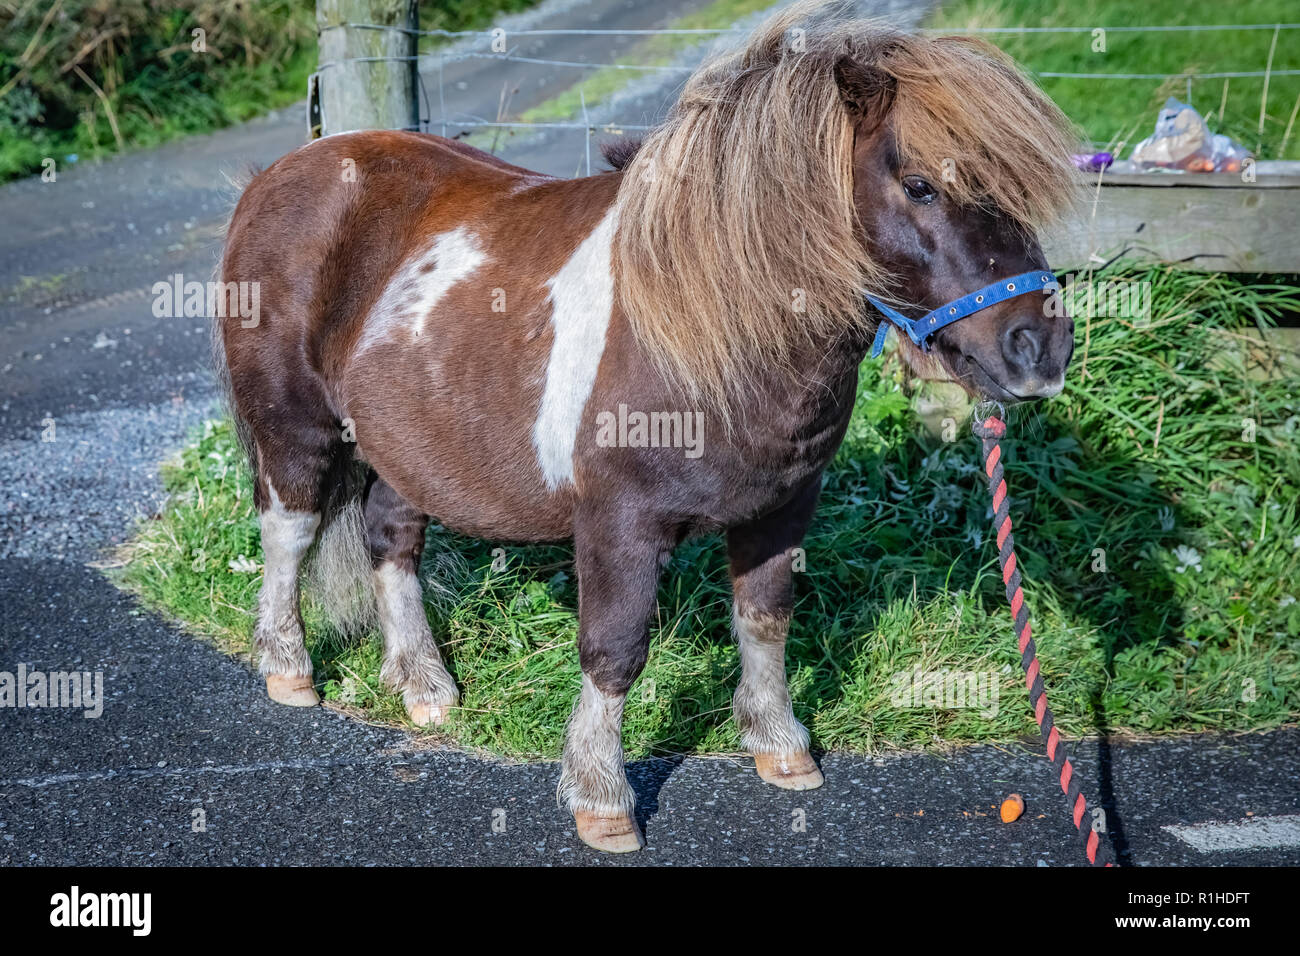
[354,226,486,355]
[732,609,810,756]
[533,204,619,489]
[558,674,634,815]
[255,484,320,677]
[1164,815,1300,852]
[373,562,458,718]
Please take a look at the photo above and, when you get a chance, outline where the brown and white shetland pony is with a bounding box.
[217,1,1079,852]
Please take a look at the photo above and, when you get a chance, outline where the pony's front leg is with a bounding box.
[727,479,824,791]
[560,512,668,853]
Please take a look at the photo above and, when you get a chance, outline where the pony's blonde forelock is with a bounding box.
[882,35,1082,229]
[614,0,1081,422]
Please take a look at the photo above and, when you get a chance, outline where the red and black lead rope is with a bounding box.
[972,409,1115,867]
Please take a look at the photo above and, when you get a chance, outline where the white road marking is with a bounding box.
[3,753,444,789]
[354,226,486,355]
[532,203,618,489]
[1164,814,1300,851]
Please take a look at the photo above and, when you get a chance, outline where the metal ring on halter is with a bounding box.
[972,399,1006,424]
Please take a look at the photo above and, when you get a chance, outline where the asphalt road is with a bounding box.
[2,0,1297,867]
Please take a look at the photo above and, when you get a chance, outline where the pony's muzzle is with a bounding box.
[997,309,1073,398]
[1002,319,1045,368]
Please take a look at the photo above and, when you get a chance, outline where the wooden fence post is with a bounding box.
[314,0,418,137]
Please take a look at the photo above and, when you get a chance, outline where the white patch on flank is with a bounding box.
[1164,814,1300,852]
[532,204,619,489]
[354,226,486,356]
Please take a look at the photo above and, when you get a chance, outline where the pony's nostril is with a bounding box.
[1002,322,1044,369]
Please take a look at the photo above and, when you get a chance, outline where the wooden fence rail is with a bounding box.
[1044,161,1300,273]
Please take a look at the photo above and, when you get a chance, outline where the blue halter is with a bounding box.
[865,270,1060,359]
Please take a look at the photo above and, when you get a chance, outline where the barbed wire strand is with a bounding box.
[315,50,1300,81]
[312,21,1300,150]
[319,22,1300,38]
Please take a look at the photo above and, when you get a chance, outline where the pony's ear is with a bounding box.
[833,56,895,132]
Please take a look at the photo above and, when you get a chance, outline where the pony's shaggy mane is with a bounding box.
[613,0,1080,419]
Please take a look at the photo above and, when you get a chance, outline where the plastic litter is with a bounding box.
[1130,97,1252,173]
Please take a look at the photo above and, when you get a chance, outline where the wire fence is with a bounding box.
[313,19,1300,162]
[319,22,1300,38]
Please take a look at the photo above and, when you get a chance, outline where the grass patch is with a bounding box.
[0,0,542,183]
[929,0,1300,159]
[117,263,1300,759]
[0,0,317,182]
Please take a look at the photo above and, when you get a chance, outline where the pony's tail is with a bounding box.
[305,477,379,636]
[212,163,262,481]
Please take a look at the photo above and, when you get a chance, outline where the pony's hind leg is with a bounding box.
[727,480,824,791]
[231,334,345,707]
[256,480,322,706]
[364,478,459,726]
[559,510,669,853]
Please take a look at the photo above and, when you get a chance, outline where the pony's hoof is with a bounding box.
[265,674,320,707]
[406,701,453,727]
[575,811,645,853]
[754,752,824,791]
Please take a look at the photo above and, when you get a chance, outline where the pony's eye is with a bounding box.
[902,176,937,205]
